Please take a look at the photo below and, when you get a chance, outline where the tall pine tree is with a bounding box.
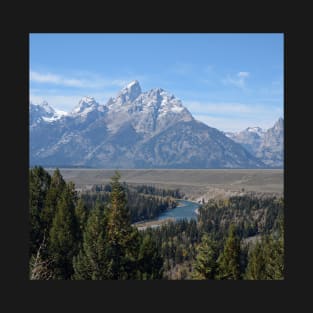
[49,182,78,279]
[192,234,218,280]
[105,171,139,279]
[29,166,51,256]
[41,168,66,236]
[72,202,109,280]
[137,233,163,280]
[217,225,241,280]
[75,198,88,246]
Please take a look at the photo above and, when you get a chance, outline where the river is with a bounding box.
[157,199,200,221]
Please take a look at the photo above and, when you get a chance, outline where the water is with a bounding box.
[157,199,200,221]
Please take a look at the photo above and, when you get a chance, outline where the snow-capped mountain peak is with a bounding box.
[224,118,283,168]
[104,81,193,134]
[72,96,100,115]
[113,80,142,105]
[30,100,55,116]
[37,100,55,115]
[30,100,62,125]
[30,80,269,168]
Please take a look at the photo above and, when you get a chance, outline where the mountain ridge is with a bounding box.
[30,81,280,168]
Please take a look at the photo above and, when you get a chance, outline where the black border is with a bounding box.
[3,6,309,310]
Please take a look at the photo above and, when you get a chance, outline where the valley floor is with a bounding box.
[46,168,283,201]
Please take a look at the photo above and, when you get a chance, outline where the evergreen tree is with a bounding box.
[244,240,266,280]
[73,203,109,280]
[192,234,218,280]
[29,166,51,256]
[49,183,78,279]
[262,233,284,279]
[75,198,88,245]
[137,234,163,279]
[245,229,284,280]
[217,225,241,280]
[41,168,66,235]
[105,171,139,279]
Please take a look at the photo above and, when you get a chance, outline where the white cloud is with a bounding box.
[222,71,250,89]
[29,94,83,112]
[30,70,133,89]
[238,71,249,78]
[30,72,61,84]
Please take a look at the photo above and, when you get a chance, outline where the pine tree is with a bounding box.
[75,198,88,246]
[244,240,266,280]
[217,225,241,280]
[41,168,66,235]
[29,166,51,256]
[105,171,139,279]
[73,203,109,280]
[49,183,78,279]
[137,234,163,279]
[262,233,284,279]
[245,229,284,280]
[192,234,218,280]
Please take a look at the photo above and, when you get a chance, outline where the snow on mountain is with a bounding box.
[30,81,267,168]
[225,118,284,168]
[30,100,70,125]
[108,80,142,106]
[71,96,100,115]
[104,83,193,135]
[30,101,57,126]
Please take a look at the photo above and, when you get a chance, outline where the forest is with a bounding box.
[29,166,284,280]
[81,183,183,223]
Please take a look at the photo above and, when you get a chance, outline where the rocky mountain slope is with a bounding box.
[225,118,284,168]
[30,81,266,168]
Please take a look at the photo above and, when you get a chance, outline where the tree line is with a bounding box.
[141,195,284,279]
[29,167,163,279]
[81,183,179,223]
[29,166,284,280]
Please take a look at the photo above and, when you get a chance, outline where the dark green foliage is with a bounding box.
[73,203,109,280]
[245,234,284,280]
[192,234,218,279]
[92,183,184,199]
[29,166,51,256]
[217,225,241,280]
[137,234,163,279]
[75,198,88,245]
[49,183,78,279]
[29,167,284,280]
[244,240,266,279]
[41,168,66,235]
[198,195,284,240]
[105,172,140,279]
[82,183,178,223]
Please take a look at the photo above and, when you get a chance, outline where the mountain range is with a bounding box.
[225,118,284,168]
[30,80,283,168]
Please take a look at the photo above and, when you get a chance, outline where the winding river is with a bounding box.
[157,199,200,221]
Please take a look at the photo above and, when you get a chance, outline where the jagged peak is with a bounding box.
[70,96,101,116]
[114,80,142,104]
[30,100,55,114]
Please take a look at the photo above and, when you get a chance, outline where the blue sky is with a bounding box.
[30,33,283,132]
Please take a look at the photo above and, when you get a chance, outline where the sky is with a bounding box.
[30,33,284,132]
